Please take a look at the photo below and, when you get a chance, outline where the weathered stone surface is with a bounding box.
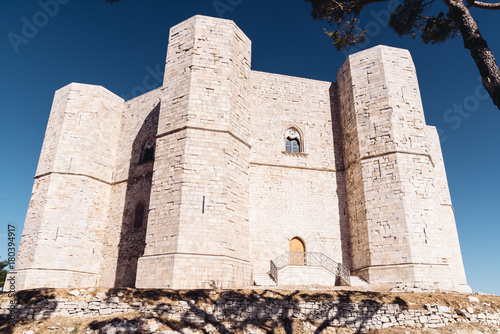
[107,297,119,304]
[68,290,79,297]
[3,294,500,333]
[469,296,480,303]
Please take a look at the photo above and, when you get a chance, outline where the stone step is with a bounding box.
[253,273,276,286]
[350,276,370,287]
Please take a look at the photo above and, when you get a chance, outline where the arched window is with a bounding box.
[133,203,145,228]
[140,137,155,163]
[284,127,303,153]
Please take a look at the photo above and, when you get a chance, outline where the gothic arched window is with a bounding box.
[284,127,303,153]
[140,137,155,163]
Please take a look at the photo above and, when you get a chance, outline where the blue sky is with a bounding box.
[0,0,498,295]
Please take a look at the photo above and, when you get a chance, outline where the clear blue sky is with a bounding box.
[0,0,498,295]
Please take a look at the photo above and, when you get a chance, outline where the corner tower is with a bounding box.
[13,84,123,289]
[337,45,469,292]
[135,15,252,288]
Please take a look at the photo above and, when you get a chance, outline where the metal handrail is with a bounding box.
[269,251,350,284]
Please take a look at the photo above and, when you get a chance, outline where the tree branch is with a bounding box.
[468,0,500,9]
[310,0,389,18]
[345,0,389,10]
[444,0,500,109]
[331,0,346,10]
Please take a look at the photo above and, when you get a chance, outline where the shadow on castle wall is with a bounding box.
[114,103,160,288]
[330,83,352,270]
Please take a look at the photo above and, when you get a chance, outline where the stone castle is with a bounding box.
[11,15,470,292]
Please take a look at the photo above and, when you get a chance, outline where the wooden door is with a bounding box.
[289,237,305,265]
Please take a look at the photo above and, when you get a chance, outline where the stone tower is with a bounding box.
[13,83,124,289]
[134,15,253,288]
[337,46,469,292]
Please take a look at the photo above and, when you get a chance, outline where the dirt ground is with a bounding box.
[2,314,500,334]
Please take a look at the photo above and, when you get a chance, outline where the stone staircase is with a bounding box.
[350,276,370,287]
[253,273,276,286]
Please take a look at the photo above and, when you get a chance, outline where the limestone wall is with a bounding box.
[14,84,124,290]
[248,71,350,274]
[337,45,470,291]
[136,15,253,289]
[277,266,338,286]
[426,126,469,291]
[100,88,163,288]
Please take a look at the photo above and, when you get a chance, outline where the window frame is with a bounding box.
[283,125,304,154]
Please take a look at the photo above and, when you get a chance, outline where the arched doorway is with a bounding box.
[289,237,305,265]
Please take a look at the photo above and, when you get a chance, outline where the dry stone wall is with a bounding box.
[2,290,499,333]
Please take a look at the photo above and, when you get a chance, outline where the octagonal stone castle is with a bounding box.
[11,15,470,292]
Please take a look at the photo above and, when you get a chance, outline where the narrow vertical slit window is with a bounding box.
[140,137,155,163]
[134,203,145,228]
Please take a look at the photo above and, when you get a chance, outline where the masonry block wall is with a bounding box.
[248,71,350,274]
[15,83,124,289]
[425,127,468,290]
[107,88,163,288]
[11,15,470,292]
[336,46,469,291]
[135,15,253,289]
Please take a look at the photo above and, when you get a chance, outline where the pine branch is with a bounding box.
[468,0,500,9]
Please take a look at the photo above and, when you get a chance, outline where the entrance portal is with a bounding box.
[289,237,305,265]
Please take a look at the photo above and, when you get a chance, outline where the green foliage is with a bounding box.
[306,0,370,50]
[305,0,459,49]
[388,0,426,38]
[421,12,459,43]
[389,0,459,44]
[0,257,8,289]
[326,21,367,50]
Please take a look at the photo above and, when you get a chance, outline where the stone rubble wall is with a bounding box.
[2,292,499,333]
